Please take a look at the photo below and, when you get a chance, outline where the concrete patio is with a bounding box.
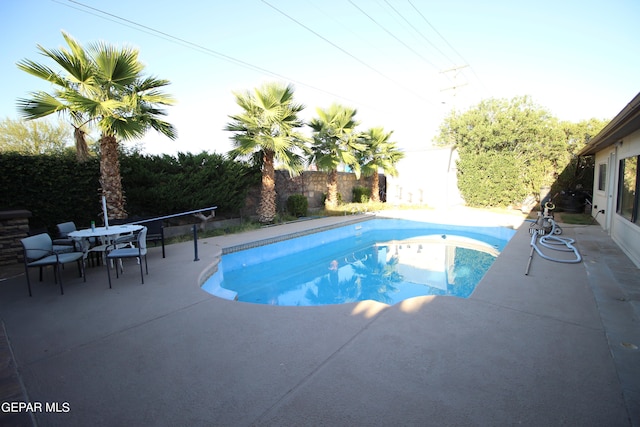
[0,208,638,426]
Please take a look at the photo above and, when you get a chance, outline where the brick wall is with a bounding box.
[0,210,31,266]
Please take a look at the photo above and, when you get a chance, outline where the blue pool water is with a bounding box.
[202,219,515,306]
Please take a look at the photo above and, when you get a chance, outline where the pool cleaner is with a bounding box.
[525,201,581,275]
[528,201,562,236]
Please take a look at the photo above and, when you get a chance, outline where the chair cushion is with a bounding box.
[91,242,129,254]
[107,248,146,258]
[53,238,74,245]
[53,245,74,254]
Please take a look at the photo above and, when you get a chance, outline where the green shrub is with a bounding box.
[286,194,308,217]
[456,152,529,207]
[352,186,370,203]
[0,151,260,233]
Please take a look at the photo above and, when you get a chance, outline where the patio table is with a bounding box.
[69,224,144,262]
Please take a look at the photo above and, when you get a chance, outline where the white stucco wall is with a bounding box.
[594,128,640,267]
[385,146,463,208]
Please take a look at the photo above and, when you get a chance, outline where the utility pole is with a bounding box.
[440,65,469,108]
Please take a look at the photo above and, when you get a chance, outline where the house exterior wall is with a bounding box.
[611,129,640,267]
[594,128,640,267]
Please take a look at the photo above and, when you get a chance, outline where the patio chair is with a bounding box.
[145,219,165,258]
[105,226,148,288]
[53,221,80,254]
[92,218,136,260]
[20,233,86,296]
[54,221,76,243]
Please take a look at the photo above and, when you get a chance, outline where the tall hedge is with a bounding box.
[436,96,605,207]
[120,152,260,218]
[456,152,529,207]
[0,152,100,232]
[0,151,260,233]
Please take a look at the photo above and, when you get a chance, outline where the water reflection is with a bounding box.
[225,234,499,306]
[305,246,402,305]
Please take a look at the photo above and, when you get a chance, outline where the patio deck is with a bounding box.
[0,208,638,426]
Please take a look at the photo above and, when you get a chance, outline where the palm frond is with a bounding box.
[358,127,404,177]
[140,117,177,140]
[17,31,176,147]
[15,59,69,88]
[16,92,67,119]
[90,41,142,86]
[225,81,306,169]
[308,103,363,173]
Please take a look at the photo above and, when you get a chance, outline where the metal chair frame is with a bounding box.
[21,233,86,296]
[105,227,148,288]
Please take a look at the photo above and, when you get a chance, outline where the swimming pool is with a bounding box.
[202,218,515,306]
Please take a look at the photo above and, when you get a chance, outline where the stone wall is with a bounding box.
[274,170,376,210]
[242,170,380,217]
[0,210,31,266]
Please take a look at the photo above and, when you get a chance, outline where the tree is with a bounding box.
[308,104,365,209]
[0,117,73,155]
[359,127,404,202]
[16,31,176,219]
[435,96,568,207]
[226,82,307,223]
[554,118,608,192]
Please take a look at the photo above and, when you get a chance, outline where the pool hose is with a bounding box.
[525,218,581,275]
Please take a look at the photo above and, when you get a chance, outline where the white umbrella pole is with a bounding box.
[102,196,109,229]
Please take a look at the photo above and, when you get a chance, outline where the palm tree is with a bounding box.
[359,127,404,203]
[308,104,365,209]
[16,32,176,219]
[226,82,307,223]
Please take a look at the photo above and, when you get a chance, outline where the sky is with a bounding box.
[1,0,639,156]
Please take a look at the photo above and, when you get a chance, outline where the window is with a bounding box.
[618,156,639,223]
[598,163,607,191]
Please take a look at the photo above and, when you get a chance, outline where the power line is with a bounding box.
[407,0,486,91]
[407,0,468,66]
[381,0,457,68]
[305,0,382,55]
[347,0,440,71]
[260,0,436,106]
[58,0,376,111]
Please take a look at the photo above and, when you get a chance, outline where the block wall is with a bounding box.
[0,210,31,266]
[275,170,374,210]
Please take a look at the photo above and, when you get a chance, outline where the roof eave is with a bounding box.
[578,92,640,156]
